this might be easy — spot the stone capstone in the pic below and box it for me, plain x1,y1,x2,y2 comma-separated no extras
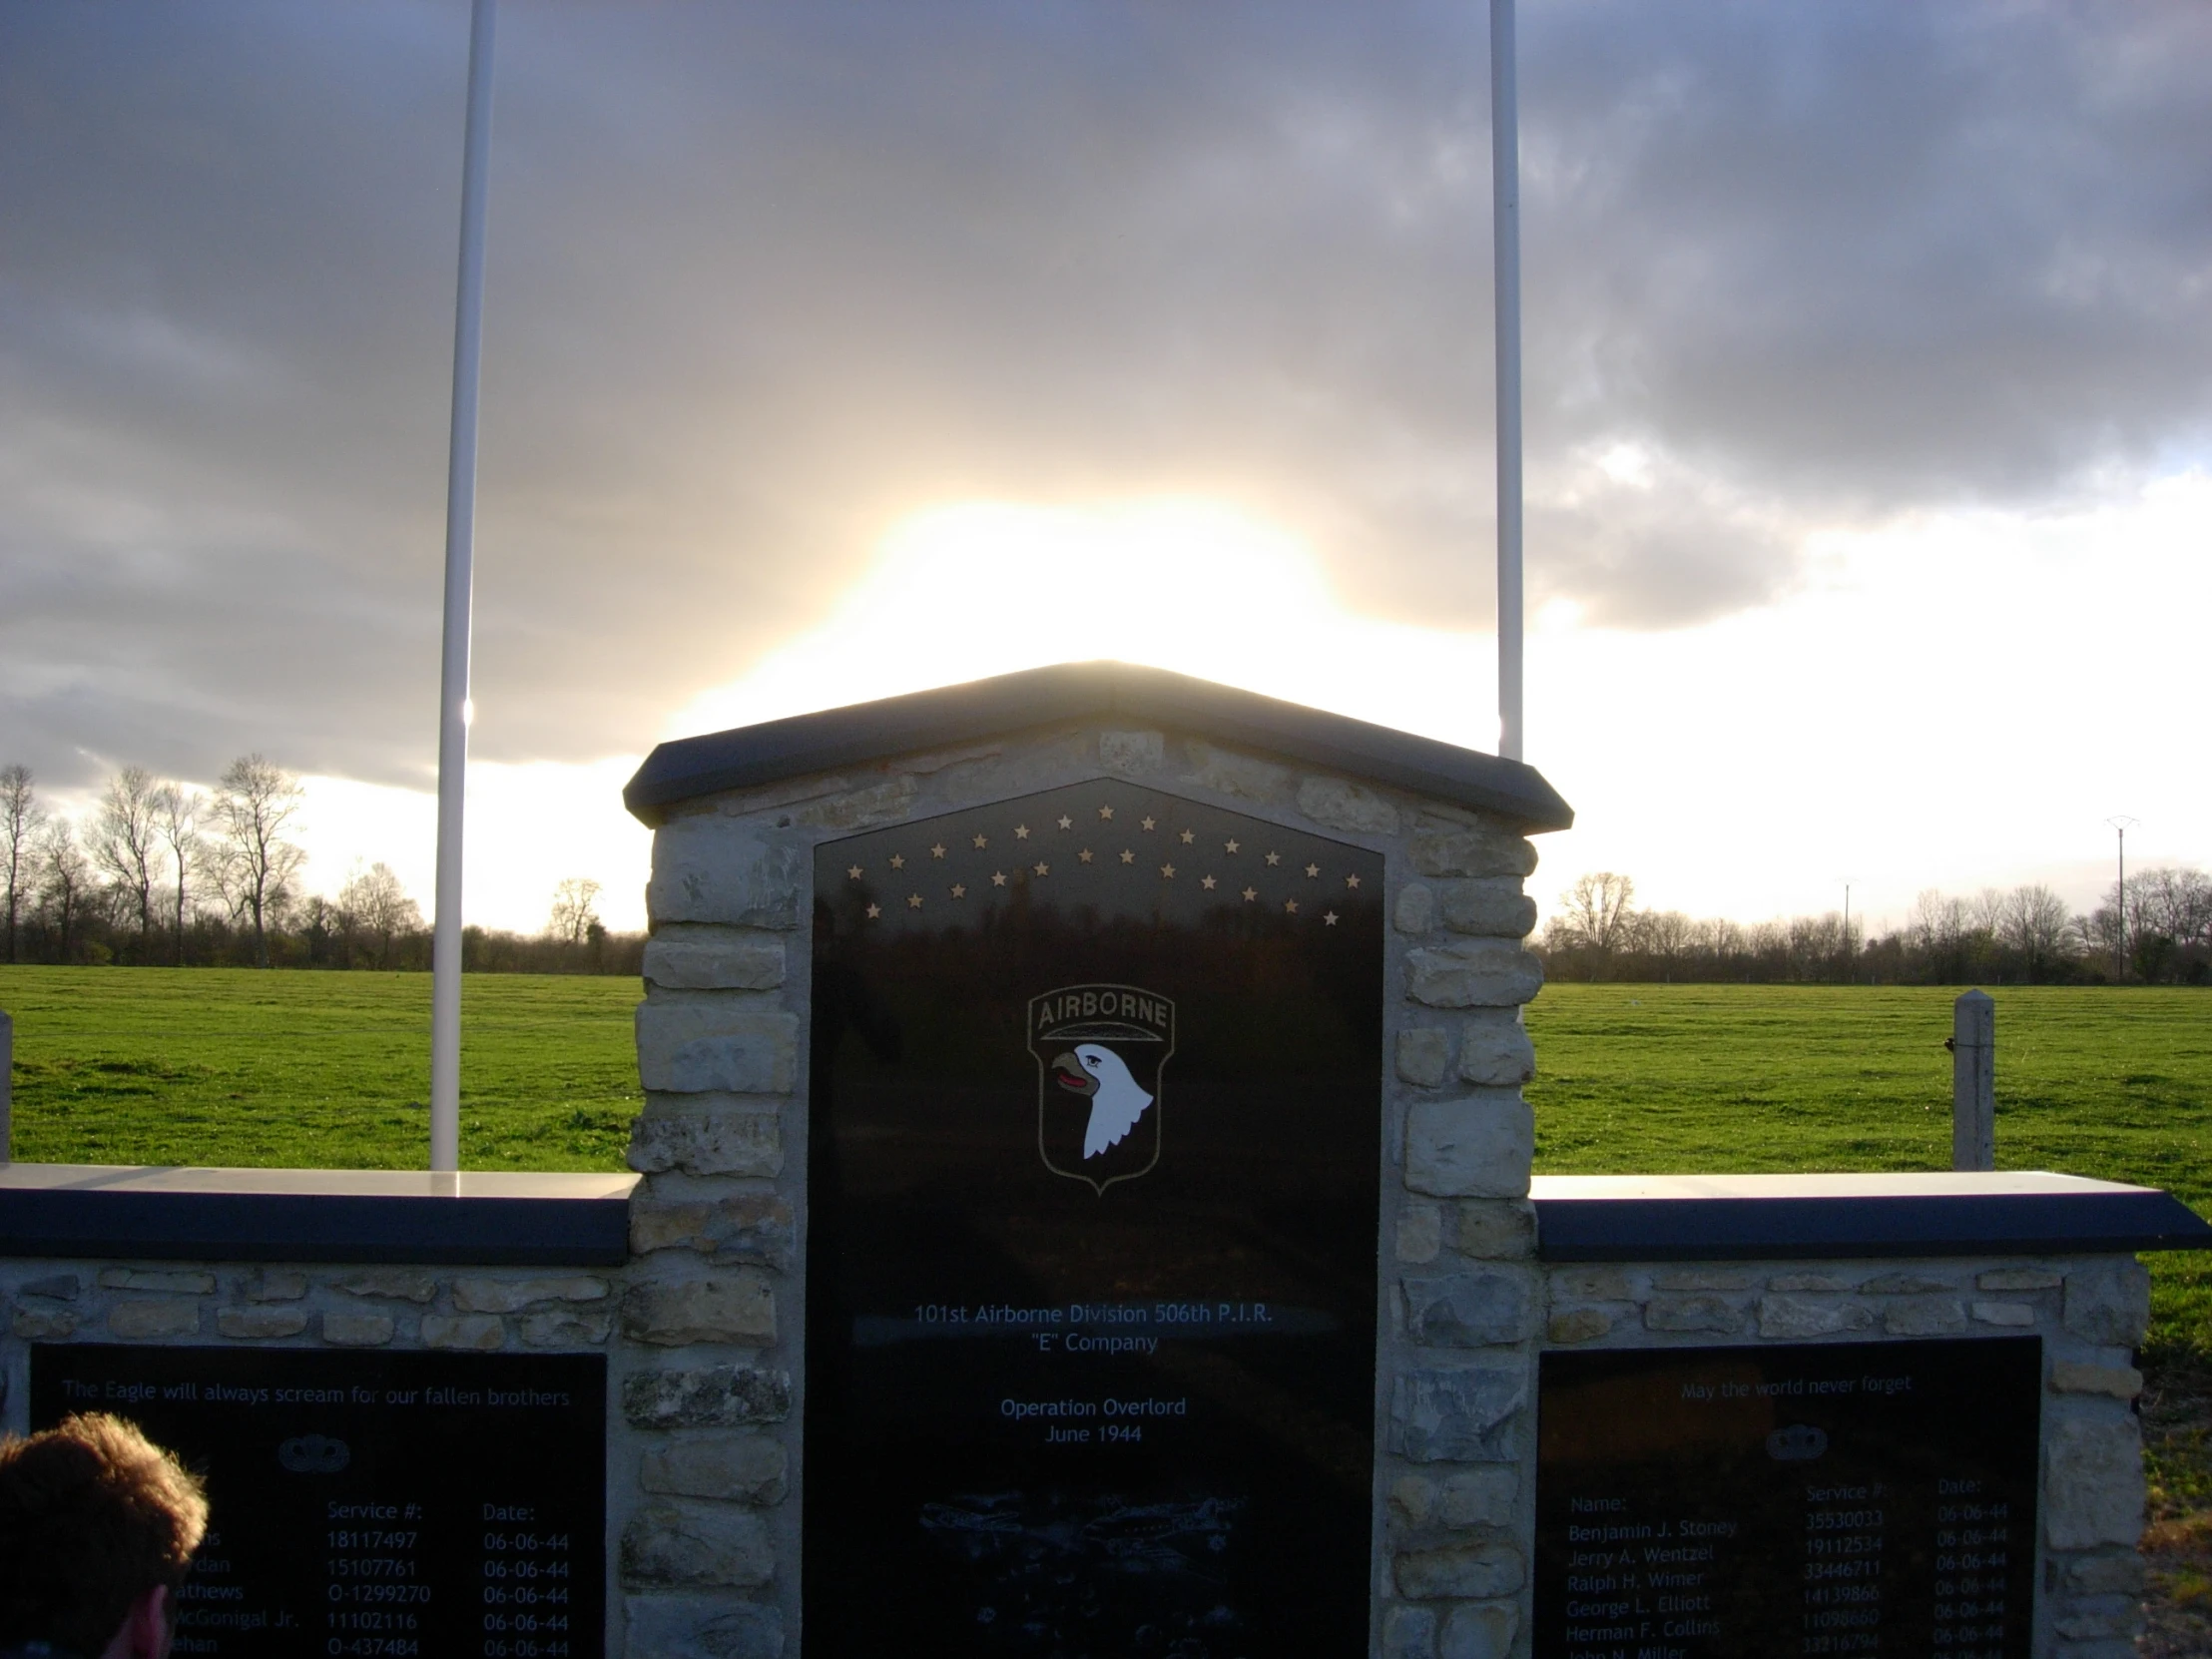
1402,1272,1530,1348
623,1276,777,1347
624,1366,793,1429
624,1595,784,1659
2043,1418,2146,1549
1394,1542,1524,1600
1432,879,1536,939
646,821,806,929
452,1277,609,1315
320,1312,395,1347
1389,1368,1523,1463
1296,777,1400,835
109,1300,200,1339
628,1109,783,1178
218,1307,307,1340
1440,1601,1519,1659
1405,940,1543,1009
1404,1094,1533,1199
643,931,787,991
620,1503,774,1589
636,1004,799,1096
1409,815,1538,879
639,1435,788,1505
2063,1259,2151,1348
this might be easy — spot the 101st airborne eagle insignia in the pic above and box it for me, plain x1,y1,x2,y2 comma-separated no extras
1028,984,1176,1195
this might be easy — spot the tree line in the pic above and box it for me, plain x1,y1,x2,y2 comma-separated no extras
1,761,641,974
1538,869,2212,984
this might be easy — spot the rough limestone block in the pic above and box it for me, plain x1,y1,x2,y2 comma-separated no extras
13,1307,79,1341
1860,1273,1954,1295
1551,1267,1631,1302
2063,1259,2151,1347
793,776,916,830
636,1005,799,1096
1396,1029,1452,1088
1181,742,1293,806
1758,1297,1874,1340
2043,1417,2146,1549
1652,1269,1755,1292
643,932,787,991
646,819,806,929
1970,1302,2035,1327
1296,776,1400,835
1434,879,1537,939
2055,1595,2141,1642
1454,1200,1535,1261
218,1307,308,1340
337,1269,438,1304
1390,1475,1437,1527
640,1435,788,1505
1645,1297,1744,1335
1404,1094,1533,1199
2050,1641,2137,1659
1405,940,1544,1009
624,1595,784,1659
1389,1368,1523,1463
623,1277,777,1347
1769,1274,1854,1293
1099,730,1165,774
1979,1268,2061,1292
1439,1467,1517,1528
20,1273,81,1300
245,1271,307,1302
628,1109,783,1178
620,1503,774,1589
101,1267,216,1295
1397,1207,1443,1265
321,1312,395,1347
421,1315,505,1351
1382,1603,1436,1659
1884,1298,1966,1337
515,1311,614,1348
1440,1601,1519,1659
1455,1013,1535,1087
109,1300,201,1339
1394,1542,1524,1599
1547,1309,1613,1345
632,1192,796,1268
1410,815,1538,879
2050,1362,2143,1400
1394,883,1437,935
453,1277,610,1315
1402,1273,1530,1348
2065,1551,2146,1595
623,1367,793,1430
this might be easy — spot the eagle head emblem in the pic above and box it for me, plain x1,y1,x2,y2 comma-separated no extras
1029,985,1176,1194
1052,1043,1155,1160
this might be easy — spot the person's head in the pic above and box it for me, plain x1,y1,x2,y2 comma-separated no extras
0,1414,208,1659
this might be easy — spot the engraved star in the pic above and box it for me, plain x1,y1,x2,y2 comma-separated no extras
1225,838,1240,853
1098,805,1114,821
950,883,966,898
1284,898,1300,915
991,871,1007,887
1160,863,1176,878
889,853,905,869
1078,848,1094,863
1265,851,1281,865
1178,829,1195,844
930,843,946,859
1014,824,1030,839
1242,886,1258,902
1034,861,1049,876
906,894,923,909
1324,910,1340,926
1119,849,1135,864
846,865,863,880
1141,816,1156,830
1057,815,1073,830
864,902,881,918
1305,862,1320,878
1345,873,1362,889
1201,874,1217,890
972,833,988,848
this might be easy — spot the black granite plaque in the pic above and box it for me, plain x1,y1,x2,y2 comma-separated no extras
31,1343,605,1659
805,779,1384,1657
1536,1338,2040,1659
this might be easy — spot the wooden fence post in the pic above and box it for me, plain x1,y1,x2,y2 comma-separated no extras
1951,989,1994,1171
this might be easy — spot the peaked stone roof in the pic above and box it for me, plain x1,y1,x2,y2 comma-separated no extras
623,661,1574,831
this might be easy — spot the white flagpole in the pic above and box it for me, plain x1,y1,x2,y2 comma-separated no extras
1491,0,1525,763
432,0,497,1176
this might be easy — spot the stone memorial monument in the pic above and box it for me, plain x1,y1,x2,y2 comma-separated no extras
2,659,2206,1659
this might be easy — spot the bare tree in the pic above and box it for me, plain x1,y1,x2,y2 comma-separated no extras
92,766,163,959
1998,884,2071,980
154,784,205,965
1557,871,1637,955
547,876,603,946
37,819,92,961
215,755,306,968
2,764,42,963
339,862,422,970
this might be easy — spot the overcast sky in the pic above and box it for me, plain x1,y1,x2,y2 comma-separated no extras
4,1,2208,931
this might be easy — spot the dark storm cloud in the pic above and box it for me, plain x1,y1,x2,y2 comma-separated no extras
3,0,2207,788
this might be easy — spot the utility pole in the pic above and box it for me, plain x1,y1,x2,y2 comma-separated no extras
2105,816,2138,985
1491,0,1523,764
431,0,498,1177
